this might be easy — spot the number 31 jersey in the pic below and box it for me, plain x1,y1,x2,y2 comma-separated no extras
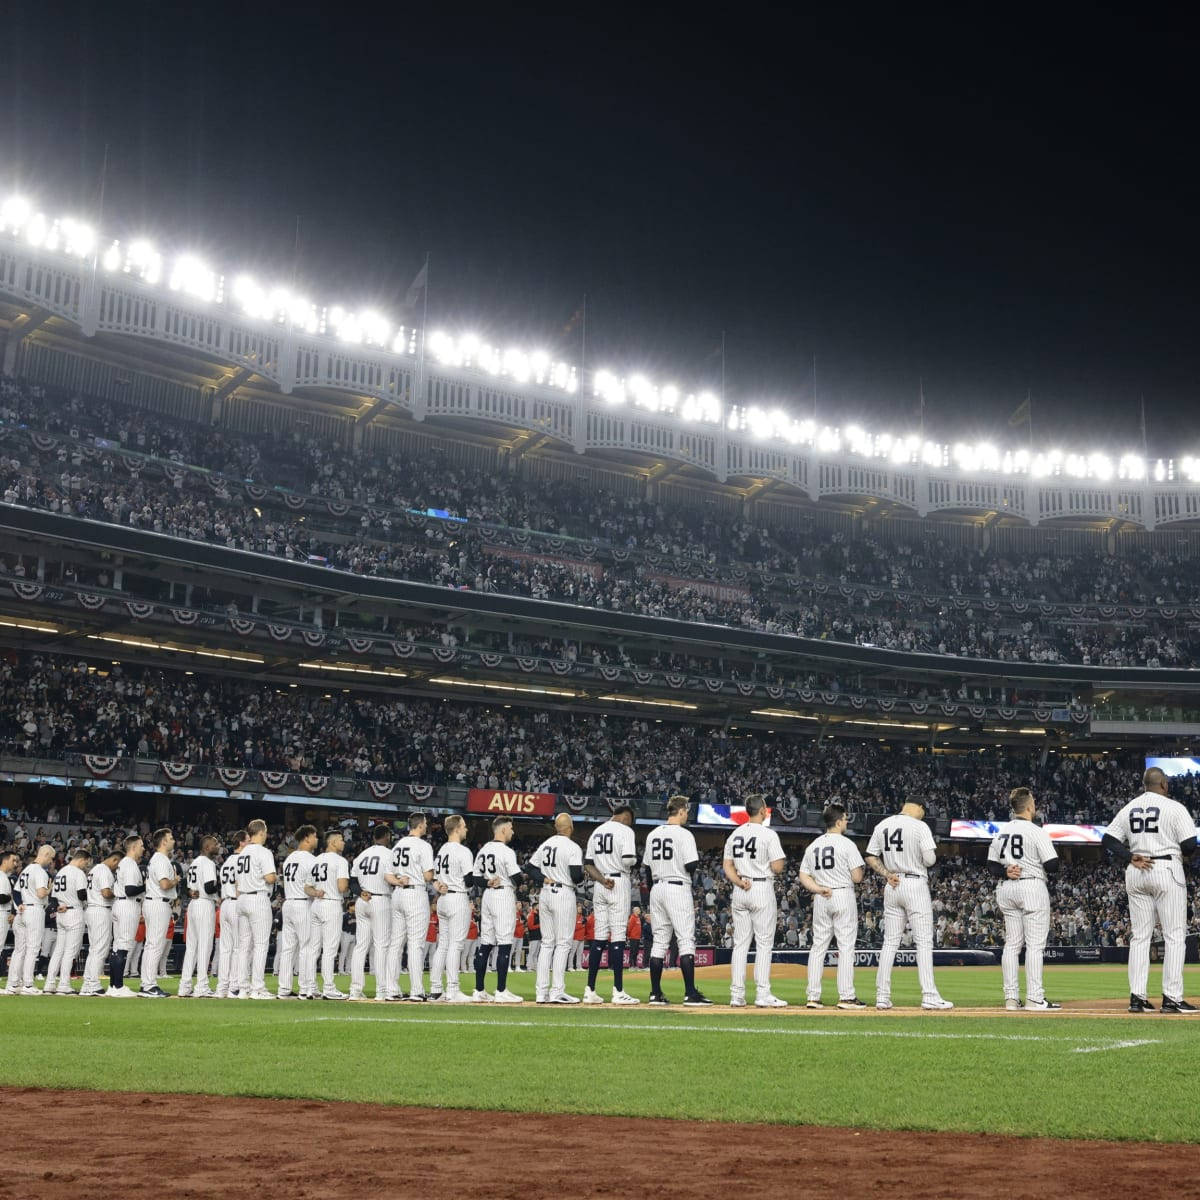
799,832,862,888
986,821,1057,882
866,814,936,878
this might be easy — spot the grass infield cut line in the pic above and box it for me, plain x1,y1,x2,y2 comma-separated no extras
293,1014,1160,1052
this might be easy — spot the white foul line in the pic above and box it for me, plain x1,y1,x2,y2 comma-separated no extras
291,1014,1160,1052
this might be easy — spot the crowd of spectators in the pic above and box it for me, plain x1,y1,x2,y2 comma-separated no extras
3,375,1200,668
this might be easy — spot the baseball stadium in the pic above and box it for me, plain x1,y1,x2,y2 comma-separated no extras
5,15,1200,1196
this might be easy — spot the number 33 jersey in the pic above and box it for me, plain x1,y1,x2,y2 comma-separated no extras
866,814,936,878
986,821,1057,882
799,832,862,889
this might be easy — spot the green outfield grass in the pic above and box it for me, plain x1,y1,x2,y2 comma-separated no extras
2,964,1199,1141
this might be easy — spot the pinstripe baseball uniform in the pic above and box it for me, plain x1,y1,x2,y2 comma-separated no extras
586,820,637,941
236,842,276,996
801,831,864,1003
277,849,317,998
350,844,394,1000
867,813,948,1006
310,850,349,998
10,863,49,990
725,823,787,1004
1107,792,1195,1003
429,841,474,1000
44,864,87,993
179,854,218,997
988,821,1057,1004
387,836,434,999
474,841,520,946
141,850,177,991
531,834,583,1002
643,824,699,958
82,862,114,993
215,852,241,997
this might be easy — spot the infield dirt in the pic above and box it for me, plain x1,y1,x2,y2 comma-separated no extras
5,1088,1200,1200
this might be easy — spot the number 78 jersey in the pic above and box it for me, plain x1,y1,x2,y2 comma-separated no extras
986,821,1057,882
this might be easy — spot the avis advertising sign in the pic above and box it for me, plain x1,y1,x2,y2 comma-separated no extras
466,789,558,816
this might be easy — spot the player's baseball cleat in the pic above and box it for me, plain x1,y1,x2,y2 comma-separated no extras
921,997,954,1010
347,993,370,1002
276,992,296,1000
1129,994,1156,1012
137,987,167,999
471,989,492,1003
405,993,426,1002
805,999,824,1009
683,991,713,1006
756,995,788,1008
647,993,670,1006
177,988,193,998
105,985,136,998
611,990,640,1005
729,998,747,1007
428,992,445,1003
836,997,867,1010
1004,998,1023,1010
248,990,276,1000
1024,998,1062,1011
875,999,893,1010
54,987,76,996
492,989,524,1004
322,989,348,1001
582,987,604,1004
1161,997,1199,1013
550,991,582,1004
194,988,215,998
445,992,474,1004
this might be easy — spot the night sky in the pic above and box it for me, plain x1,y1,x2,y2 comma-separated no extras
2,8,1199,453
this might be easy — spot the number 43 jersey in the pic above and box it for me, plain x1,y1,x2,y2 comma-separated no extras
799,831,862,889
986,821,1057,882
866,814,937,878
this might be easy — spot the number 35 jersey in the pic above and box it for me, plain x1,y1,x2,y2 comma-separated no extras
1107,792,1196,879
799,832,862,889
866,814,936,878
986,821,1057,882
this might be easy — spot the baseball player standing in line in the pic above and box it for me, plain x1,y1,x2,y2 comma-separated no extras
139,828,178,998
350,824,396,1001
799,803,866,1009
428,814,475,1003
6,845,52,994
526,812,585,1004
81,849,120,995
643,796,711,1006
42,847,91,994
385,812,435,1001
214,830,247,999
723,794,788,1008
866,801,953,1010
582,803,639,1005
310,828,351,1000
107,835,145,997
277,825,323,1000
1102,765,1199,1013
987,787,1061,1011
236,819,278,1000
0,849,18,987
178,835,220,998
470,815,525,1004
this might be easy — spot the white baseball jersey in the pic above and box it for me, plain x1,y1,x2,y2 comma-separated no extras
642,823,699,882
0,869,11,911
311,850,349,895
51,864,88,911
585,820,637,878
114,857,143,900
800,832,864,888
1107,793,1195,879
530,835,583,886
236,842,276,893
186,854,219,898
434,841,474,892
147,851,178,900
219,852,241,900
390,837,433,886
724,824,786,880
351,844,394,895
473,841,520,889
866,814,937,876
281,849,317,901
87,862,116,906
17,863,50,907
987,821,1058,882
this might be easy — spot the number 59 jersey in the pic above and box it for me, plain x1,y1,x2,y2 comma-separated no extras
642,823,698,883
866,813,936,878
986,821,1057,882
799,832,863,889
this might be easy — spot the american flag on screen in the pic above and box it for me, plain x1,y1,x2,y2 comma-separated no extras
697,803,772,826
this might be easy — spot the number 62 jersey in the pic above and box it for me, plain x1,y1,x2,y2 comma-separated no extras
1106,791,1196,882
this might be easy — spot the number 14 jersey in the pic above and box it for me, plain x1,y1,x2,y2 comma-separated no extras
866,814,936,878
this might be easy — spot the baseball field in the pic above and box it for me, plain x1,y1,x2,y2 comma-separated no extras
3,962,1200,1198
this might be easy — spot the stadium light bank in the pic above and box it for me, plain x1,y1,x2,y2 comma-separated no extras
0,192,1183,485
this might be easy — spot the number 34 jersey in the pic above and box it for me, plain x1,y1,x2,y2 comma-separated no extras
866,814,937,878
799,832,862,889
986,821,1057,882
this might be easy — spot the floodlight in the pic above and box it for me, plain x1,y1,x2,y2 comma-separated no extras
102,242,121,272
60,218,94,258
0,195,31,230
169,254,216,302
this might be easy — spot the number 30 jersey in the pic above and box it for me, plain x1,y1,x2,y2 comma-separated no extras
799,831,862,888
642,824,698,883
986,821,1057,882
866,814,937,878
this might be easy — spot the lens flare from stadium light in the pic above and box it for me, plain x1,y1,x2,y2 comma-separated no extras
169,254,217,303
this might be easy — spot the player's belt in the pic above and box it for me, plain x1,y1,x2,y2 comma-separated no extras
147,896,172,902
240,890,263,895
90,902,112,908
543,882,572,890
1149,855,1175,860
284,896,308,902
745,876,770,882
660,880,686,886
901,872,925,878
441,888,467,894
605,874,625,879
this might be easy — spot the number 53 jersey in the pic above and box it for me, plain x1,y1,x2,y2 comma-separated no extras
799,832,863,889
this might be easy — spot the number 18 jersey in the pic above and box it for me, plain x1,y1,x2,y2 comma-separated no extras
866,814,936,878
799,832,863,888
